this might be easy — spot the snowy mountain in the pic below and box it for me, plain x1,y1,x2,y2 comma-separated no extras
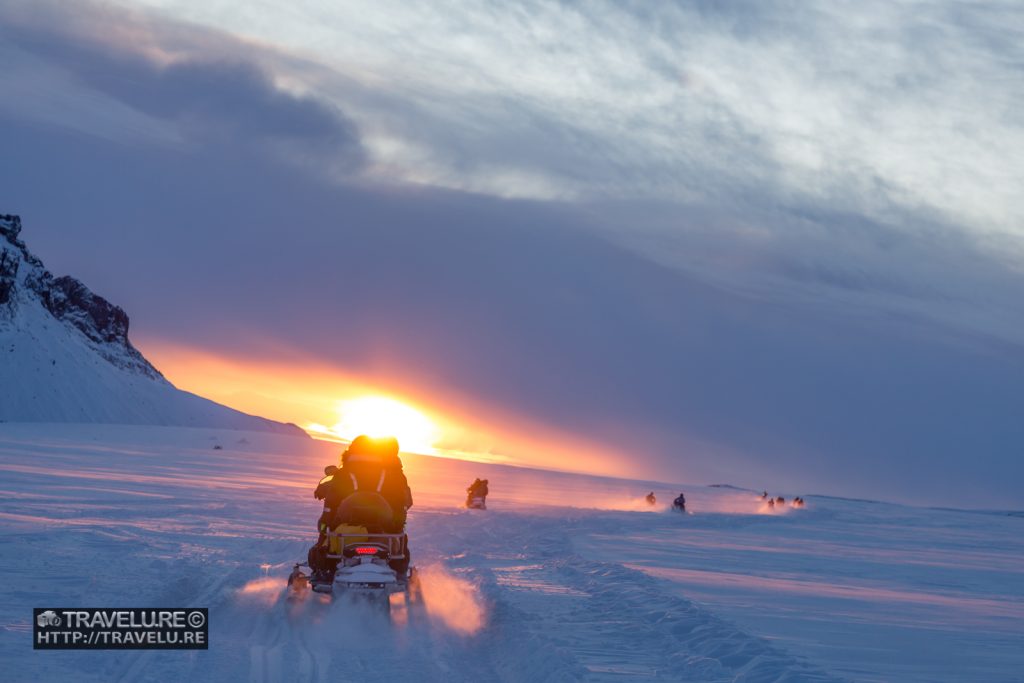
0,213,305,436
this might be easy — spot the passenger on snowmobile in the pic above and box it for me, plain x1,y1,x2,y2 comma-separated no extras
645,492,657,506
672,493,686,511
308,436,413,583
313,464,340,530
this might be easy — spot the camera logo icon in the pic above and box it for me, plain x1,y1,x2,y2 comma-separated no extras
36,610,61,628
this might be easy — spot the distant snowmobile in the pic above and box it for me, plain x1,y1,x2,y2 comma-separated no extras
672,493,686,512
466,478,489,510
645,492,657,506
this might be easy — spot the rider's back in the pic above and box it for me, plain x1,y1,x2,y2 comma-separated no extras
333,451,410,533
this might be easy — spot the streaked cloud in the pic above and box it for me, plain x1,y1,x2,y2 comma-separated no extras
8,0,1016,341
115,0,1024,240
0,0,364,172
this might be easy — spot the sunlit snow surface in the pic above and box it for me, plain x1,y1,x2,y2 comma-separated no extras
1,424,1021,682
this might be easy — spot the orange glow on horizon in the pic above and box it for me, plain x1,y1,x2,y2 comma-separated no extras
137,339,629,477
307,396,441,454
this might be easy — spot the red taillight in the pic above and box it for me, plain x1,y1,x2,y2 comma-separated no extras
354,546,379,555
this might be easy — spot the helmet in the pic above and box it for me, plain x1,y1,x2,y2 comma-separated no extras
342,435,401,464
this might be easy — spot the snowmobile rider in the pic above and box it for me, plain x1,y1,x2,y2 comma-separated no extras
471,478,490,498
645,491,657,506
672,493,686,511
309,435,413,580
466,478,489,502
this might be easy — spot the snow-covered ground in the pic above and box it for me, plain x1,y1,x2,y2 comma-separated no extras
1,424,1021,682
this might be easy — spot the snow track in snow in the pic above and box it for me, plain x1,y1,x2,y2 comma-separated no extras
426,510,842,682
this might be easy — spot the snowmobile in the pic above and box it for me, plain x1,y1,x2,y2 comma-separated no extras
645,492,657,506
289,530,422,611
466,494,487,510
289,491,422,613
671,494,686,512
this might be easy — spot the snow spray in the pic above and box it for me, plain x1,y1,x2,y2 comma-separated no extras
417,565,486,635
235,577,283,607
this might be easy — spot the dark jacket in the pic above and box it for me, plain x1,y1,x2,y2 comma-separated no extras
318,454,412,532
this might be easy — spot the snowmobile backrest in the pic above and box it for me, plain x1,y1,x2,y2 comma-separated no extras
334,491,395,531
325,528,406,559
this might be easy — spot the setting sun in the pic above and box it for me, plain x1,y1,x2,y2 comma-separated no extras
306,396,440,454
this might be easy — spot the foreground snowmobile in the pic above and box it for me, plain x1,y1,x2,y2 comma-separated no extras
289,486,421,612
288,527,421,610
291,436,421,613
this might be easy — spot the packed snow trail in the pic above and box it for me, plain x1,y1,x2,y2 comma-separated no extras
103,510,839,683
1,424,1022,682
414,509,842,682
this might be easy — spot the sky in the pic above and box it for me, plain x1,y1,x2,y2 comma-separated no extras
1,0,1023,506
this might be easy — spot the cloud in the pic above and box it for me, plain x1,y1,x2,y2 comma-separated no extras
42,0,1020,343
0,0,364,171
115,0,1024,241
583,198,1024,348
